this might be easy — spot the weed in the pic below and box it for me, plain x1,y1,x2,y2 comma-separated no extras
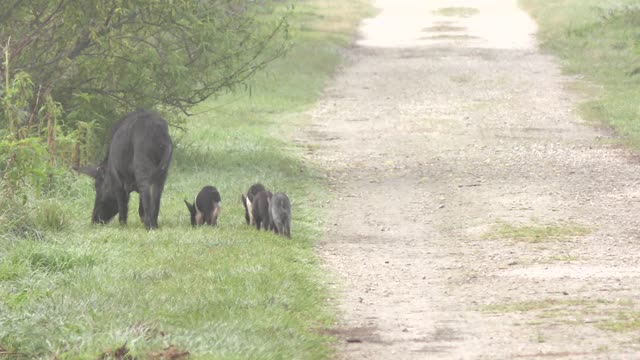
433,7,480,17
537,254,579,264
483,221,591,243
36,200,70,231
482,298,640,333
597,311,640,332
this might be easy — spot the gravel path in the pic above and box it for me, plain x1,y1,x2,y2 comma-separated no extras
298,1,640,358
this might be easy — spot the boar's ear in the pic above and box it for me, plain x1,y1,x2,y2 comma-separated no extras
74,166,100,179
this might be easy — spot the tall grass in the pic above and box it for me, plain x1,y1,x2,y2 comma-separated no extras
519,1,640,146
0,1,372,358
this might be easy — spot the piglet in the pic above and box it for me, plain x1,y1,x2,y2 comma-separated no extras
185,185,221,226
251,190,272,231
268,192,291,238
241,183,266,225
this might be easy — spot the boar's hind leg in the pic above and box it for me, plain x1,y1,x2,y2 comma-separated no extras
149,183,165,229
116,190,130,225
140,184,161,229
284,222,291,239
140,186,152,229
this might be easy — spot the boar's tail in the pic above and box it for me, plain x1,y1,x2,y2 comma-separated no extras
152,141,173,182
160,141,173,171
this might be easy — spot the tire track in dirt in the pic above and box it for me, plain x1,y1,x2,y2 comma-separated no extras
297,1,640,358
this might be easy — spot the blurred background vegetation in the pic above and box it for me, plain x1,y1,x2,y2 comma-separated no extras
0,0,291,190
520,1,640,145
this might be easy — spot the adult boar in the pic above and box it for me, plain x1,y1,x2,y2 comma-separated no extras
75,110,173,229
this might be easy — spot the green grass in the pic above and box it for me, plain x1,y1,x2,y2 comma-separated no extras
433,7,479,18
423,25,466,33
481,298,610,314
0,1,372,358
483,221,591,243
519,1,640,146
538,254,579,263
482,298,640,333
598,311,640,332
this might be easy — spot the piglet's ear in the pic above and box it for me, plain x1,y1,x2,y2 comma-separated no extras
74,166,100,179
184,200,196,215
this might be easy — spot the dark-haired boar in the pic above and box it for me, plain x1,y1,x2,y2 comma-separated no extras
75,110,173,230
184,186,221,226
241,183,266,225
268,192,291,238
251,190,272,231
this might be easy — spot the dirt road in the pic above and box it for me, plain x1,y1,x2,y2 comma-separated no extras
299,0,640,359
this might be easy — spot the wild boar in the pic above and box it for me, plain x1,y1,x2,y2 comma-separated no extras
241,183,266,225
184,185,222,226
75,110,173,230
268,192,291,238
251,190,272,231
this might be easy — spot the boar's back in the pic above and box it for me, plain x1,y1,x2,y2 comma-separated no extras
106,110,173,190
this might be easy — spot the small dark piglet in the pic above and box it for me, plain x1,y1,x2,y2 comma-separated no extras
241,183,266,225
268,192,291,238
251,190,272,231
184,185,221,226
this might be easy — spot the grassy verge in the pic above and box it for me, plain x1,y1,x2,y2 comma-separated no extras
0,1,372,359
519,1,640,146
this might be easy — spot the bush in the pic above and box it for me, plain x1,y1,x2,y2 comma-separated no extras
0,1,291,124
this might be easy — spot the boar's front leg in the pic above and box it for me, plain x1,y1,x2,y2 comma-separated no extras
138,197,145,223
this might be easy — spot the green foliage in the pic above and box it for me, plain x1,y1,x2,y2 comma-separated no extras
0,137,51,188
0,53,98,205
0,0,291,119
1,70,33,136
0,0,292,194
519,0,640,146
